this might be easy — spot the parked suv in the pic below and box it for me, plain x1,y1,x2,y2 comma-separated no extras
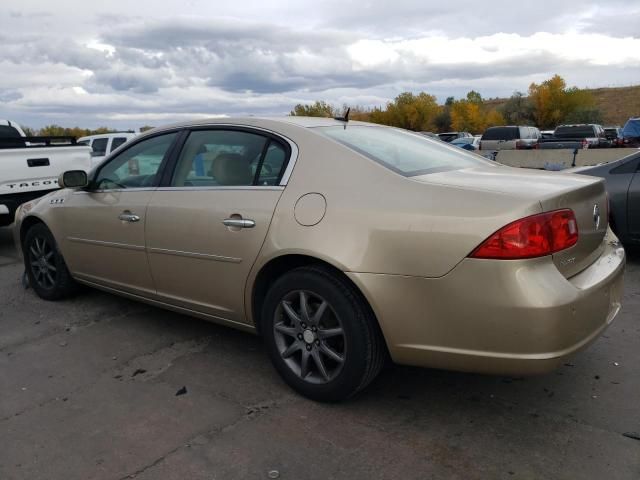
479,126,541,151
538,124,610,149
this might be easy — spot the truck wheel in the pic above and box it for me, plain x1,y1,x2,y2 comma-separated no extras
261,265,386,402
23,223,78,301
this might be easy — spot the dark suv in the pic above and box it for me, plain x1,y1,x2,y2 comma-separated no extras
479,126,541,151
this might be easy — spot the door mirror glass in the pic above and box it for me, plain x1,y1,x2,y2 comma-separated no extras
59,170,88,188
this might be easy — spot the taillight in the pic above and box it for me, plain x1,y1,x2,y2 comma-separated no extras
515,140,525,150
581,138,589,149
470,209,578,260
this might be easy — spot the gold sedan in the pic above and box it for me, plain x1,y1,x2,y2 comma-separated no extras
13,117,625,401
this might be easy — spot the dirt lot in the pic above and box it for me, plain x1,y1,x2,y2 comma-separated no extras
1,226,639,480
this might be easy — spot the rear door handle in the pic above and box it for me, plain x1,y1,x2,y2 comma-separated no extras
223,218,255,228
118,211,140,222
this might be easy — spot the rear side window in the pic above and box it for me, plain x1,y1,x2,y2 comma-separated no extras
92,138,108,155
171,129,289,187
317,125,488,177
481,127,519,141
110,137,128,152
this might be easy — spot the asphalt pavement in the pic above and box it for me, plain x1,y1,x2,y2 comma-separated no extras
1,226,639,479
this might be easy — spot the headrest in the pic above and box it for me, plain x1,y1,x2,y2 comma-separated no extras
211,153,252,186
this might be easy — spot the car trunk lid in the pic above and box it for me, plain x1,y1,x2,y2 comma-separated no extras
413,166,608,278
542,177,608,278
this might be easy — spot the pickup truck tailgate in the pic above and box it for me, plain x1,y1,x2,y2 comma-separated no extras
0,145,91,197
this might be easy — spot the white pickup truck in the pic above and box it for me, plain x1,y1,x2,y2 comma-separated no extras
0,120,92,226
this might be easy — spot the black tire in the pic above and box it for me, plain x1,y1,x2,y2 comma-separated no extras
23,222,78,301
261,265,386,402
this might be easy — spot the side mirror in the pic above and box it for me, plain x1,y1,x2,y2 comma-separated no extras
58,170,88,189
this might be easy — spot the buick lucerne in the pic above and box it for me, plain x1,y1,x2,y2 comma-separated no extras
13,117,625,401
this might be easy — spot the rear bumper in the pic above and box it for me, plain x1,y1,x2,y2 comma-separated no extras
347,229,625,376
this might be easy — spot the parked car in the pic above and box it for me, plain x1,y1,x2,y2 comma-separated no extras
541,130,555,140
13,117,624,401
0,119,91,227
450,136,480,151
437,131,472,142
574,151,640,245
538,124,610,149
78,132,137,165
418,131,440,140
622,117,640,148
604,126,624,147
479,126,541,151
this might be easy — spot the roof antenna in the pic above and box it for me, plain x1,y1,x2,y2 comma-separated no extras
334,107,350,128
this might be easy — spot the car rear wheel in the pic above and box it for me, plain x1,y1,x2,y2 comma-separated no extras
262,265,386,402
23,223,78,301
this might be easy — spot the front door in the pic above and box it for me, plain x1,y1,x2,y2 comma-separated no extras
60,131,180,294
145,128,290,323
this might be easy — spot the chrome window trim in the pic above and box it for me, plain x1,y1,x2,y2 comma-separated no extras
278,140,298,186
72,187,155,194
161,122,299,187
155,186,284,192
90,122,299,188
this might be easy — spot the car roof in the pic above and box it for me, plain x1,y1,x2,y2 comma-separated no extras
137,116,376,140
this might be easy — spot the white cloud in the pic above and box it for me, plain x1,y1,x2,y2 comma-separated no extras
1,1,639,129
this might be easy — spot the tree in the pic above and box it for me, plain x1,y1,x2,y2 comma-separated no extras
466,90,483,104
450,100,484,132
501,91,533,125
290,101,337,117
383,92,441,131
528,74,597,129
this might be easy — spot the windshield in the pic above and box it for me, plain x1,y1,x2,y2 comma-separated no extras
316,125,489,176
554,126,596,138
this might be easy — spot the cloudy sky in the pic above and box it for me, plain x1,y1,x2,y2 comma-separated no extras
2,0,640,129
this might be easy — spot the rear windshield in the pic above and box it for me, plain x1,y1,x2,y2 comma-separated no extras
316,126,488,176
0,125,23,139
554,126,595,138
437,133,458,142
481,127,519,141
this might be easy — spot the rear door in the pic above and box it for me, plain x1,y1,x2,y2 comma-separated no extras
145,127,292,323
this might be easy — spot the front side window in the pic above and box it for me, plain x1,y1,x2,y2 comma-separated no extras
93,132,177,190
92,138,108,156
318,126,488,177
171,129,288,187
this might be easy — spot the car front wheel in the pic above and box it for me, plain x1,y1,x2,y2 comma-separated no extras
262,265,386,402
23,223,78,301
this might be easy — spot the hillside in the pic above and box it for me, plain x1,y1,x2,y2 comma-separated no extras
485,85,640,126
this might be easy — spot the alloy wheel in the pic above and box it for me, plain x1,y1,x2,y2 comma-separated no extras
273,290,347,384
28,235,57,289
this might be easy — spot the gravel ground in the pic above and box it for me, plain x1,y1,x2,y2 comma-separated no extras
1,226,639,479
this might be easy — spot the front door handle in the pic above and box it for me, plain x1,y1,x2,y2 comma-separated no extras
223,218,256,229
118,211,140,222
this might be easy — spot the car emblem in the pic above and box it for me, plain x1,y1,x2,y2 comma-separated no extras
593,204,600,229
